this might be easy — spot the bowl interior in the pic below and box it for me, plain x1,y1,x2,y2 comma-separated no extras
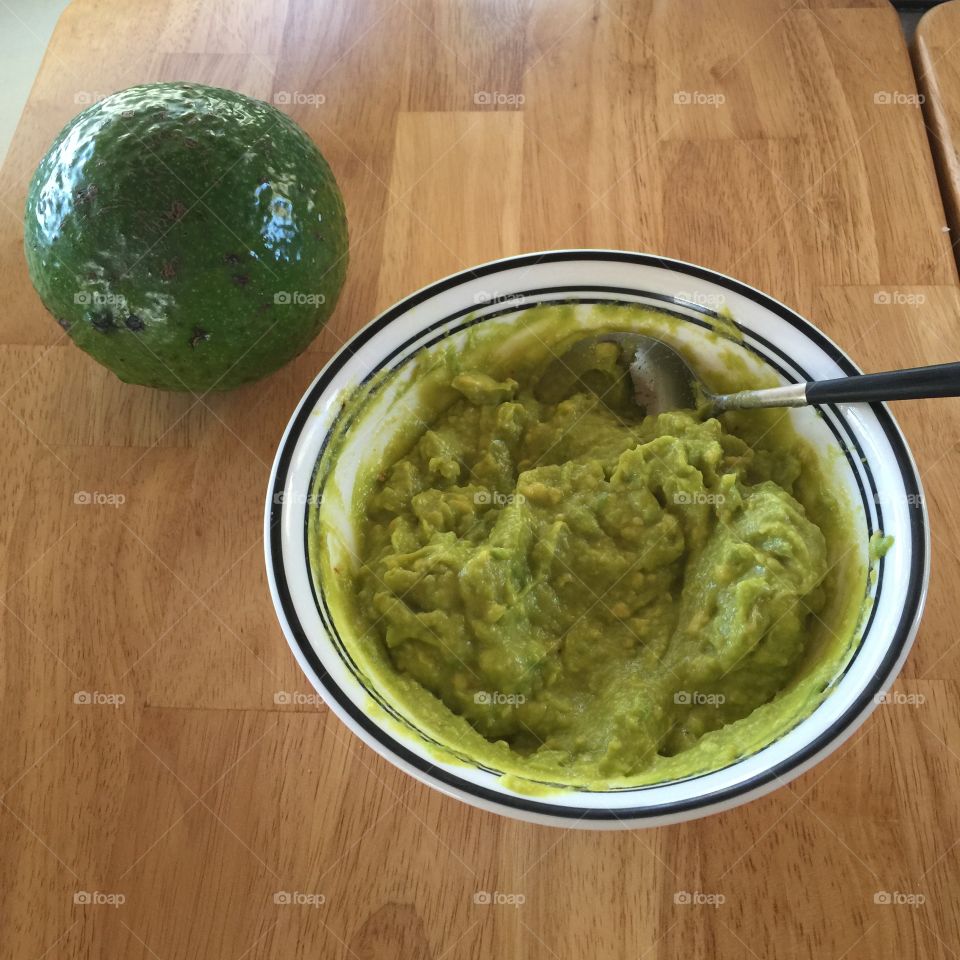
268,252,926,822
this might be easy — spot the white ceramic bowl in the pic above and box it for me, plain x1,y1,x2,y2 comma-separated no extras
265,251,928,829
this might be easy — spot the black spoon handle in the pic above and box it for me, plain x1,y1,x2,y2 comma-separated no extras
805,361,960,405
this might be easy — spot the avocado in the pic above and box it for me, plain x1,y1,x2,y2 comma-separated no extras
23,82,349,391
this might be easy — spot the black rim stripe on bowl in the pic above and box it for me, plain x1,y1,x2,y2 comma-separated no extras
302,291,885,790
268,251,925,820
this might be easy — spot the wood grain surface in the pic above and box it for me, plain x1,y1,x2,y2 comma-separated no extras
2,0,960,957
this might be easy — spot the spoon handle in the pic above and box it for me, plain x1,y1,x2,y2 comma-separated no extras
805,361,960,404
713,361,960,411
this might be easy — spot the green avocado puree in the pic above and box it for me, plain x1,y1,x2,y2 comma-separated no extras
310,304,875,792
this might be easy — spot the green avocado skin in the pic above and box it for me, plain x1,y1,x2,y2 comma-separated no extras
23,82,349,391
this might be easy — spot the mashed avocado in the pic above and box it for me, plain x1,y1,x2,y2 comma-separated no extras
312,304,869,790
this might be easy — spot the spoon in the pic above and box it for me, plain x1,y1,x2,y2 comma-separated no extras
535,332,960,416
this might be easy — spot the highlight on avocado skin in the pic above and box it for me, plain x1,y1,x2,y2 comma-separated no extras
311,303,873,791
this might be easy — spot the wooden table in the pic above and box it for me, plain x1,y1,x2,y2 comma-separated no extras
3,0,960,956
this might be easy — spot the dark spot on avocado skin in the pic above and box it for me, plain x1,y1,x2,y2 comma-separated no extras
224,252,242,264
124,314,145,331
90,310,115,332
231,274,250,287
190,327,209,349
160,259,178,280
